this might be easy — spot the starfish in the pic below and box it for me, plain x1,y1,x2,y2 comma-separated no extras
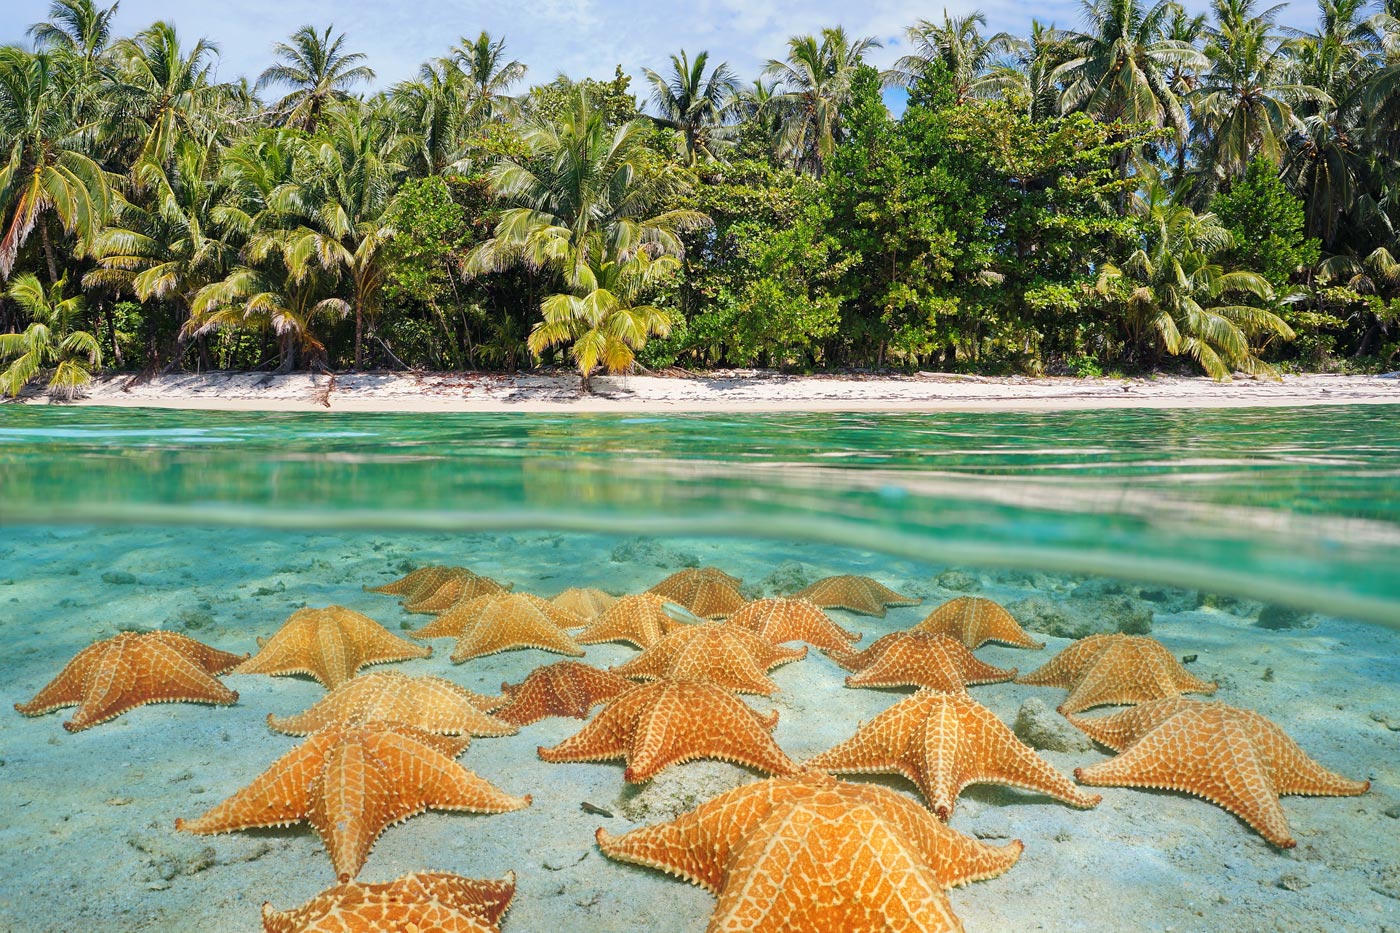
791,575,921,617
724,597,862,653
576,593,688,649
825,632,1018,692
411,593,583,640
913,597,1044,650
266,671,515,740
1071,697,1370,848
806,689,1101,819
495,661,634,726
648,568,748,619
1016,633,1217,715
611,624,807,696
176,722,530,881
596,771,1023,933
15,631,245,733
235,606,431,690
551,587,618,622
404,573,512,614
262,871,516,933
538,680,798,782
366,566,474,603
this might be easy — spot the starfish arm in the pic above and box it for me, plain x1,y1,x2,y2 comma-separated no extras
537,697,636,765
176,737,326,834
308,739,382,881
597,821,728,895
955,709,1101,811
449,617,585,663
1251,715,1370,797
366,728,531,814
806,704,914,781
1015,635,1107,687
14,640,108,716
155,632,247,674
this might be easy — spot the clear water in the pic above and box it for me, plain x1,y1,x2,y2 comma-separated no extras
0,405,1396,931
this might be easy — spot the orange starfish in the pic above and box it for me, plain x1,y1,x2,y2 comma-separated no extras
262,871,516,933
367,566,473,602
538,680,798,782
596,771,1022,933
1016,633,1217,714
551,587,618,622
611,624,807,695
648,568,748,619
15,631,245,732
806,689,1101,819
411,593,583,641
235,606,431,690
266,671,515,739
791,575,921,617
495,662,634,726
176,722,530,881
913,596,1044,650
576,593,688,649
825,632,1018,691
1071,697,1370,848
404,573,512,614
724,597,861,653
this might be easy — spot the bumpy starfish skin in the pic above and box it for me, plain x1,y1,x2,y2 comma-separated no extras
648,568,748,619
806,689,1101,819
367,566,473,602
551,587,618,622
576,593,688,649
913,597,1045,650
236,607,431,690
1071,697,1370,848
597,771,1023,933
538,680,797,782
611,625,807,695
724,598,862,652
412,593,584,641
404,574,512,614
15,631,245,732
266,671,515,739
495,662,634,726
445,595,586,663
1016,633,1218,714
791,575,921,617
826,632,1018,691
262,871,516,933
177,722,530,881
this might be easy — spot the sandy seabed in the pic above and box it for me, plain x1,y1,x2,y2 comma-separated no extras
0,526,1396,932
19,369,1400,413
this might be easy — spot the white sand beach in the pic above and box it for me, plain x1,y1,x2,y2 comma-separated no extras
15,369,1400,413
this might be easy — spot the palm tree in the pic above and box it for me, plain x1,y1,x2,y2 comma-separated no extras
644,50,739,165
106,21,225,174
0,47,111,282
986,21,1074,120
257,25,374,133
450,31,525,113
763,28,881,177
0,272,101,398
1054,0,1209,206
1097,176,1294,377
27,0,118,68
466,89,708,389
1192,4,1325,187
888,11,1017,102
390,59,472,176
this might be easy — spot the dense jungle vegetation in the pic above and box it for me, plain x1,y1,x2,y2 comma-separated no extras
3,0,1399,394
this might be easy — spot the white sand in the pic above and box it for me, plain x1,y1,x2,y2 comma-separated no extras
20,370,1400,413
0,527,1395,932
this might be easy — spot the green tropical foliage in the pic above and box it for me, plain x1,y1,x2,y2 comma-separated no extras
3,2,1400,384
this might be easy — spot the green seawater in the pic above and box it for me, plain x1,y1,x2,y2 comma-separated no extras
2,404,1398,623
1,404,1397,932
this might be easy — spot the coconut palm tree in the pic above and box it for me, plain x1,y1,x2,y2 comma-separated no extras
763,28,881,177
257,24,374,133
1054,0,1209,206
450,31,526,114
466,88,708,389
1097,176,1293,377
27,0,118,68
105,21,225,175
887,10,1017,102
986,21,1074,120
644,50,739,165
0,47,111,282
0,272,101,397
390,59,473,176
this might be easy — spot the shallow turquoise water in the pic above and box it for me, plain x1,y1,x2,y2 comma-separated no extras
1,405,1397,932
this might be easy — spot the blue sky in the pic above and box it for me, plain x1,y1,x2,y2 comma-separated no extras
7,0,1324,105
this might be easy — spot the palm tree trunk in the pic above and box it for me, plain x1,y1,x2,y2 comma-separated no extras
353,302,364,370
40,221,59,285
277,333,297,373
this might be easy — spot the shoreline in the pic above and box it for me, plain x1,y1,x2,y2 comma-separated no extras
8,370,1399,413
